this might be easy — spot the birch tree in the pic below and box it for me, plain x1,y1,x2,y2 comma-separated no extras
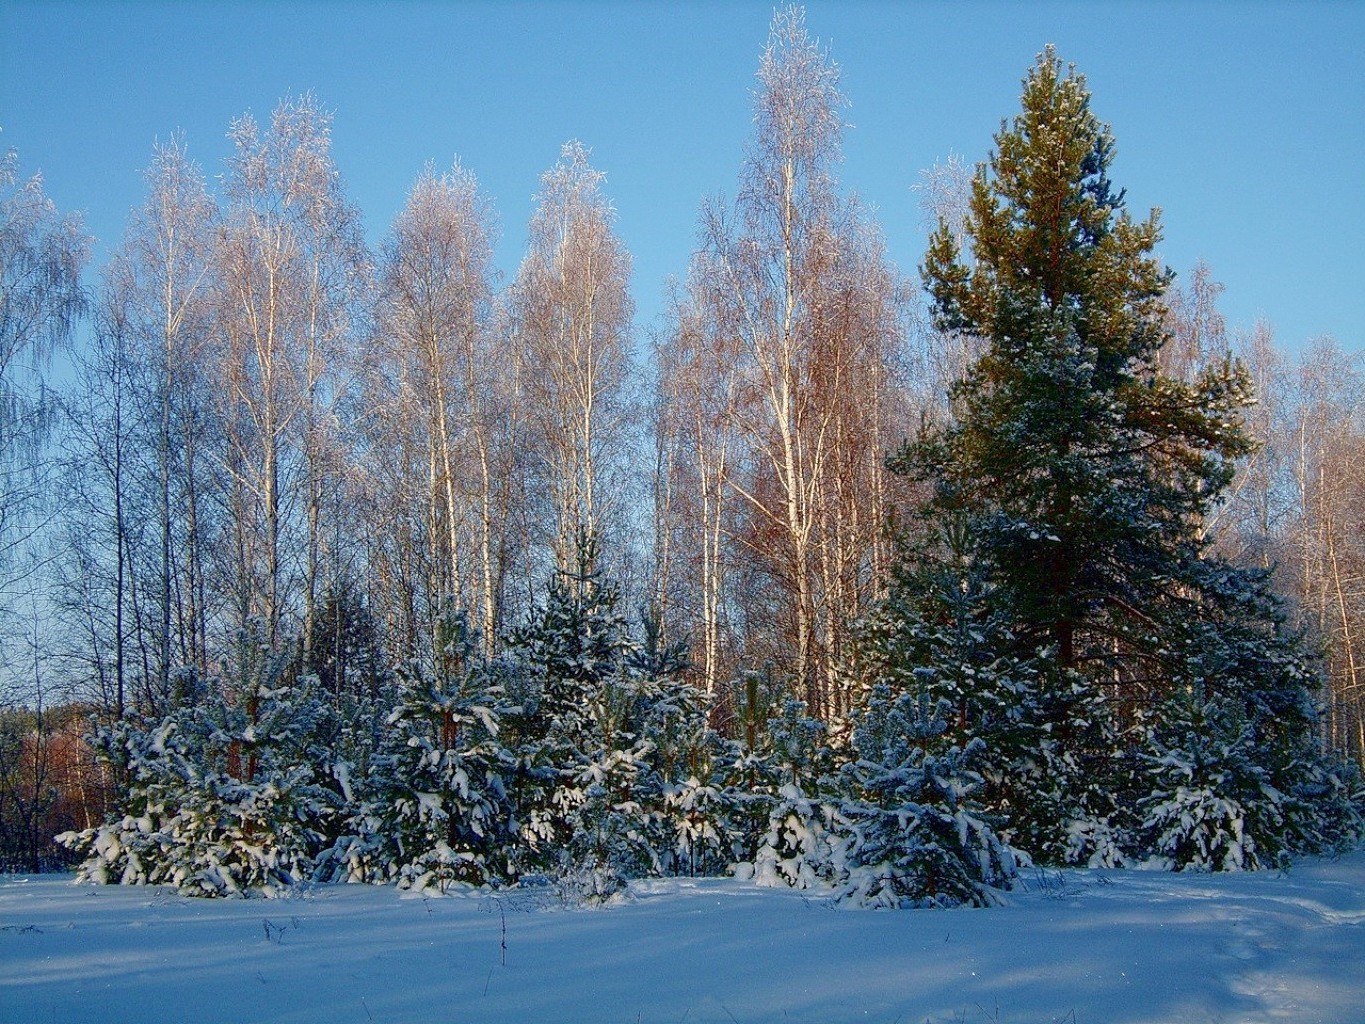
0,143,89,647
372,161,509,656
669,7,909,716
1289,339,1365,763
216,95,368,656
510,142,635,576
104,138,219,693
654,279,745,699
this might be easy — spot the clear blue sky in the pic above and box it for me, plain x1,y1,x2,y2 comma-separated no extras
2,0,1362,353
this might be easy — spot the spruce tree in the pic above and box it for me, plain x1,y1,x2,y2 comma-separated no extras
855,520,1116,864
63,633,342,896
370,607,515,892
503,533,721,891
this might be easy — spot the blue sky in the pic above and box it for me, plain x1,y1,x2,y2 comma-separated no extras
2,0,1362,353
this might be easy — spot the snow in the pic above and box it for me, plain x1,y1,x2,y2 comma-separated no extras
3,854,1363,1024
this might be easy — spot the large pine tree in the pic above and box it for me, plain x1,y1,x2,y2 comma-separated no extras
910,46,1251,678
886,47,1355,865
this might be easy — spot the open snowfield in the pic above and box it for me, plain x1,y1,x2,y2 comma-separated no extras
2,854,1363,1024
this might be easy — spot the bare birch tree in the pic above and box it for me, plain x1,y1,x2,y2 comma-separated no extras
371,161,509,656
0,144,89,654
510,141,634,575
911,152,978,420
1289,339,1365,763
666,7,909,717
104,137,219,694
655,279,745,699
215,95,368,657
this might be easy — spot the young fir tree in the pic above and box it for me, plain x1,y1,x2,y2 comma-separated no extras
854,519,1118,865
892,46,1348,866
837,685,1018,907
1135,559,1363,868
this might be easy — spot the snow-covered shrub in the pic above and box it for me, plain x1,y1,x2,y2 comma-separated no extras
365,610,515,893
745,784,848,889
311,686,394,885
500,534,738,886
1130,560,1364,870
735,686,1018,909
62,642,341,897
630,662,739,876
1062,815,1128,869
720,676,836,868
500,538,633,873
1137,692,1289,871
849,534,1118,869
1290,756,1365,856
836,685,1017,908
658,776,736,877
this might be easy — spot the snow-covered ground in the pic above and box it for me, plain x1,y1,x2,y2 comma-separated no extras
2,854,1363,1024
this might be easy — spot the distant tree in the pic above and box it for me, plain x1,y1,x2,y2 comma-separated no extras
51,140,222,718
653,280,744,699
54,276,148,718
911,152,980,422
0,143,87,395
1287,340,1365,766
110,138,220,693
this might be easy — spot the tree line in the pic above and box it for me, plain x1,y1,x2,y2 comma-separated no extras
1,9,1361,885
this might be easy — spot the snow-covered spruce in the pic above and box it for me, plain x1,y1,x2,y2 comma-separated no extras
850,531,1118,869
1130,559,1365,869
836,686,1017,907
499,536,736,896
359,610,516,893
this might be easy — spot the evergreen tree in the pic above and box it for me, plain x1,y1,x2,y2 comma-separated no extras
502,534,724,893
909,44,1252,683
855,520,1119,865
719,666,836,867
886,46,1349,866
1134,560,1363,867
305,580,386,701
837,685,1017,907
62,633,341,896
366,607,515,892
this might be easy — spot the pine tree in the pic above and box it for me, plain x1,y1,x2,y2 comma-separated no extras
888,46,1349,867
854,520,1118,865
367,606,515,892
910,45,1252,681
838,685,1017,907
1134,560,1364,866
63,633,341,896
500,535,661,892
720,666,837,869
